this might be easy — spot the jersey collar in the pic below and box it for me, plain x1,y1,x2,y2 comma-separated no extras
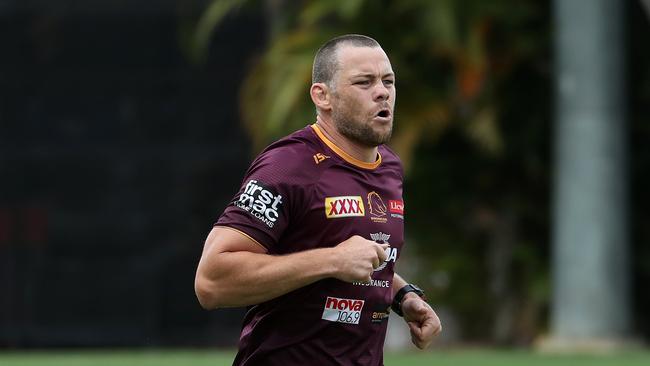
310,124,382,170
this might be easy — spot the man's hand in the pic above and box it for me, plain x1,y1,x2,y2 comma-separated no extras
401,293,442,349
332,235,389,283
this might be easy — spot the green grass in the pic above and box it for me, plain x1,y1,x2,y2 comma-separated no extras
0,349,649,366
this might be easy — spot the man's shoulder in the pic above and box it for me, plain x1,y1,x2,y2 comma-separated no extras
249,125,327,181
378,144,404,177
261,125,320,154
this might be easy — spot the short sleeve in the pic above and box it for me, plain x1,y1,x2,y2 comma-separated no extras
215,145,309,250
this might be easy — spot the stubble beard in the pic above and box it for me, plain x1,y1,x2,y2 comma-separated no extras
332,105,393,148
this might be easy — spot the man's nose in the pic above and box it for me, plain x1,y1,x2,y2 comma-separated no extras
373,82,390,101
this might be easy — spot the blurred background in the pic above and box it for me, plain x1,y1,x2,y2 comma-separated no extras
1,0,649,356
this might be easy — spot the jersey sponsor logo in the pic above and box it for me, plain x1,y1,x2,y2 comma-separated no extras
322,296,365,325
370,232,397,272
352,279,391,288
235,180,283,228
371,305,391,324
367,191,387,223
325,196,365,218
313,153,330,164
389,200,404,219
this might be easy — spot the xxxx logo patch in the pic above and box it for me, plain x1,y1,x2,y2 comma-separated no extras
325,196,365,218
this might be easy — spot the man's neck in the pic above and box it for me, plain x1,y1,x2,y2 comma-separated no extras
315,115,379,163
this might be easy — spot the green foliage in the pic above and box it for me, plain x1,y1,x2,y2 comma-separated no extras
191,0,249,64
194,0,545,166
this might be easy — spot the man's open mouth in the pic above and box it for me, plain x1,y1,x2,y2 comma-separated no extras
376,109,391,118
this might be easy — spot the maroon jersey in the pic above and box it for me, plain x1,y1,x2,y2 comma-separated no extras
216,124,405,366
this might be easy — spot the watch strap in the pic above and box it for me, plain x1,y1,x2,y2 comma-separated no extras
391,284,426,317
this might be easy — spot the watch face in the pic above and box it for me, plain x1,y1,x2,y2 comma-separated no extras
410,284,423,294
409,284,427,302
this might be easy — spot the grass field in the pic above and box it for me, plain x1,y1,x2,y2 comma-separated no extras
1,349,649,366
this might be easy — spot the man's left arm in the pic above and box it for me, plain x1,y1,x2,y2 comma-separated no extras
392,273,442,349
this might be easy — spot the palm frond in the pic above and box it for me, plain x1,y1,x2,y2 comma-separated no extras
191,0,250,64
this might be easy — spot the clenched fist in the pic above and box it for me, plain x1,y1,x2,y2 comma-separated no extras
332,235,388,283
402,293,442,349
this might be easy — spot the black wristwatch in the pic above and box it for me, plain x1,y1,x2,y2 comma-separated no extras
391,284,426,317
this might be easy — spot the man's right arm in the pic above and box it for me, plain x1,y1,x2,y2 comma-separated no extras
194,226,388,309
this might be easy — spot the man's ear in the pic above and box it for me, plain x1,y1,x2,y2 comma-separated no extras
310,83,332,111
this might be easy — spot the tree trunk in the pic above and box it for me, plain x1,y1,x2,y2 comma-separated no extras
545,0,631,351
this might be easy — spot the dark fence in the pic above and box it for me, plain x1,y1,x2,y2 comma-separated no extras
0,1,263,347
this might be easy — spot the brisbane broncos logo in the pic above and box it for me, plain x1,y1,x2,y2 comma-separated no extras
367,191,387,223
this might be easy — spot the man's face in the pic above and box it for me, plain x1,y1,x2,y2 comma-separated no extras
329,45,396,147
